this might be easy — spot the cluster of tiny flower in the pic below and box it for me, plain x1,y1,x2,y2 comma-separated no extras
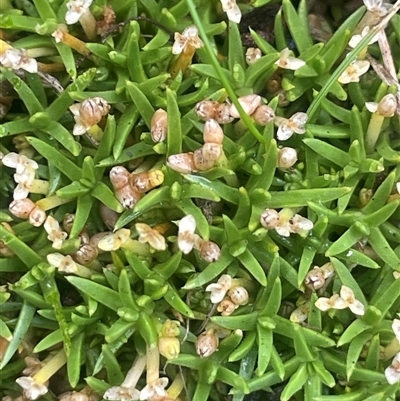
69,97,110,137
158,320,181,360
110,166,164,209
205,274,249,316
260,208,313,238
177,215,221,262
315,285,365,316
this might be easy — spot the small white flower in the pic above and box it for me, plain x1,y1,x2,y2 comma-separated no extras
340,285,365,316
44,216,68,249
392,319,400,343
135,223,166,251
47,253,78,274
275,48,306,70
290,214,314,236
274,112,308,141
52,29,65,43
139,378,169,401
103,386,140,401
0,49,38,73
16,377,48,400
97,229,131,251
245,47,262,65
338,60,370,84
363,0,391,16
205,274,232,304
65,0,93,25
229,94,261,119
172,26,203,55
177,215,197,254
348,26,380,48
13,168,36,200
385,352,400,385
220,0,242,24
1,152,38,174
315,294,348,312
366,94,397,117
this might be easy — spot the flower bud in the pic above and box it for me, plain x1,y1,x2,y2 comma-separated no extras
29,206,46,227
252,105,275,125
195,329,219,357
245,47,262,65
158,336,180,360
9,198,36,219
377,94,397,117
161,320,181,337
203,119,224,144
229,94,261,119
109,166,130,190
199,240,221,262
201,143,222,161
228,286,249,305
215,103,234,124
99,204,119,230
151,108,168,142
260,209,280,229
304,267,325,291
129,170,164,193
277,147,298,168
193,149,215,171
167,153,195,174
79,97,110,127
217,297,239,316
74,244,98,265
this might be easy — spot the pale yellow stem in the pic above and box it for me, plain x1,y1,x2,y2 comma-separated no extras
384,338,400,361
365,112,384,154
166,375,185,400
33,349,67,384
122,355,147,387
169,45,196,78
80,11,97,41
121,239,150,256
36,195,73,211
58,31,91,57
30,179,49,195
146,345,160,384
27,48,57,58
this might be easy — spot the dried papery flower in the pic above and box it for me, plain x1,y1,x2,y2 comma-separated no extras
158,336,180,360
115,184,142,209
277,147,298,169
151,109,168,142
139,377,169,401
16,377,48,400
199,240,221,262
69,97,110,136
220,0,242,23
97,228,131,251
89,232,109,252
195,329,219,357
205,274,232,304
73,244,98,265
196,100,221,121
245,47,262,65
217,297,239,316
338,59,370,84
203,119,224,144
44,216,68,249
29,206,46,227
23,357,44,376
260,209,280,230
364,0,391,16
1,152,38,175
290,214,314,236
129,170,164,193
96,5,116,36
0,336,10,359
228,286,249,306
0,48,38,73
193,148,216,171
251,105,275,126
9,198,36,219
135,223,167,251
167,152,195,174
215,103,235,124
385,352,400,384
172,26,203,55
177,215,197,254
229,94,262,119
201,143,223,161
275,48,306,70
304,267,326,291
315,294,348,312
274,112,308,141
